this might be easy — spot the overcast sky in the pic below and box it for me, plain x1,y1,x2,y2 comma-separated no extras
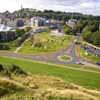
0,0,100,15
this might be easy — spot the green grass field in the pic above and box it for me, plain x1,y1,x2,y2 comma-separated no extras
69,64,100,72
0,56,100,89
19,32,74,54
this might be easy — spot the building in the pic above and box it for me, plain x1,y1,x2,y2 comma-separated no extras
0,12,26,28
31,17,46,27
66,19,77,29
16,19,24,27
0,24,17,41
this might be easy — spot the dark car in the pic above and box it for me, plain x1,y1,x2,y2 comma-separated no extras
96,62,100,66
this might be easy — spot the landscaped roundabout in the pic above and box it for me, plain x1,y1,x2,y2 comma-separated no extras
58,55,71,62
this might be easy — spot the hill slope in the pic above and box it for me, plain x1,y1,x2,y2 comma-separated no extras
0,61,100,99
0,64,100,100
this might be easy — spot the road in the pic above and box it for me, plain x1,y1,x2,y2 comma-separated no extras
0,39,83,65
0,32,98,68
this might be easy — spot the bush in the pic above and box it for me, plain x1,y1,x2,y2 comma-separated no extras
82,31,100,46
82,31,92,43
0,64,4,72
25,27,32,32
0,64,26,76
10,64,26,75
0,87,8,96
0,44,10,50
16,29,25,37
64,25,73,35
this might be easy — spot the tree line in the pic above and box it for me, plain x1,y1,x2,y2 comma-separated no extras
7,8,99,21
64,19,100,47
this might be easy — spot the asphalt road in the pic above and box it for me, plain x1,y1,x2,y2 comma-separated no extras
0,40,83,65
0,34,97,67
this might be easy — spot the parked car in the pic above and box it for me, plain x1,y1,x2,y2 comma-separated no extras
76,61,84,65
96,62,100,66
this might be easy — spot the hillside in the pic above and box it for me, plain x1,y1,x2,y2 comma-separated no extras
0,63,100,100
0,57,100,99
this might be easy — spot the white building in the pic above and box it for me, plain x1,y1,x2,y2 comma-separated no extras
66,19,77,29
0,24,12,32
0,24,17,41
31,17,46,27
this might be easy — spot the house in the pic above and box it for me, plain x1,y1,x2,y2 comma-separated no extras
0,24,17,41
31,17,46,27
66,19,77,29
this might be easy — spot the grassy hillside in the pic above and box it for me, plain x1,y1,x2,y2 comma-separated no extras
0,56,100,90
0,63,100,100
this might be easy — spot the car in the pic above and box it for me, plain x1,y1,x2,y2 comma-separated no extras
96,62,100,66
76,62,84,65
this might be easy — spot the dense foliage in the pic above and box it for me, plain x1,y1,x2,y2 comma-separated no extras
16,29,25,37
64,25,73,35
3,9,100,21
82,20,100,46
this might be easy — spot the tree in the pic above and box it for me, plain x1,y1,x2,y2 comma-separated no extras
82,31,92,43
64,25,73,35
73,20,87,33
92,31,100,46
16,29,25,37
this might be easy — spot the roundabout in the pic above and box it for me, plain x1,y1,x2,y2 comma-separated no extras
58,55,72,62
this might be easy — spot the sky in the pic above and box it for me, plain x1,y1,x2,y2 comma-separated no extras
0,0,100,15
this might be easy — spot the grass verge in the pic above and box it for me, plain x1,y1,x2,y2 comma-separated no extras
80,48,100,63
0,56,100,89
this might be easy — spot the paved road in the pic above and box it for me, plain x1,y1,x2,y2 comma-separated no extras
0,40,83,65
0,34,97,67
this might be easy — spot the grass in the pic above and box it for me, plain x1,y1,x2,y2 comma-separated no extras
78,41,100,63
69,64,100,73
59,55,71,61
19,32,74,54
0,56,100,89
1,74,100,100
80,48,100,63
